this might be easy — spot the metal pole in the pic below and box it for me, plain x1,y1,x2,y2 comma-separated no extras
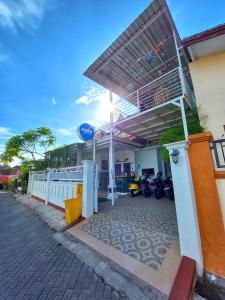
173,31,187,95
180,98,188,140
173,31,188,140
93,127,96,161
109,83,115,206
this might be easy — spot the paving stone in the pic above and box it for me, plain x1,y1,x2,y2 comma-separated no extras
0,193,127,300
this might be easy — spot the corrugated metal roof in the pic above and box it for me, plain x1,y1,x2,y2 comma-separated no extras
84,0,182,97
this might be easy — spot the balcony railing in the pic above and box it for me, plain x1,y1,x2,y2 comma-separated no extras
212,139,225,169
113,67,194,123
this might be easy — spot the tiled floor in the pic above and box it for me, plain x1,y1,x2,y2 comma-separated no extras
80,195,179,270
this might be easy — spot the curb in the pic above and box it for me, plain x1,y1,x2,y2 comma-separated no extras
53,231,166,300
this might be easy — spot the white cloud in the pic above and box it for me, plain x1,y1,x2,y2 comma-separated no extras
9,157,21,167
74,84,119,127
51,97,56,105
0,127,12,137
0,144,4,154
74,85,109,106
0,0,48,32
57,128,74,136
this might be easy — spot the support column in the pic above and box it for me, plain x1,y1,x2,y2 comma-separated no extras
107,143,118,203
188,132,225,277
165,141,203,276
82,160,95,218
107,86,118,204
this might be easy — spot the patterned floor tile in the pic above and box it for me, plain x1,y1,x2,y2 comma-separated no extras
80,195,179,271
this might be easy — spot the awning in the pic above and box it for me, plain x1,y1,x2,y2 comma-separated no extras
84,0,183,98
114,100,183,143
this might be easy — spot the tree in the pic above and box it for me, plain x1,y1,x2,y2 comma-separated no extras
160,109,204,161
1,127,55,163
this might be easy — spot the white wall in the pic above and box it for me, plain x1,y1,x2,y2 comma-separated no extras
114,150,134,163
134,147,160,177
189,51,225,139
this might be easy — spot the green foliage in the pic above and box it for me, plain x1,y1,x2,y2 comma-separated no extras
19,159,46,185
7,180,15,192
2,127,55,163
160,111,204,162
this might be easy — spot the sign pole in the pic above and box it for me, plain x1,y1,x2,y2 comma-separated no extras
93,127,96,161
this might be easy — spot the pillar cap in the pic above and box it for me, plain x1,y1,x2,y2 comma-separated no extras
164,140,189,151
188,132,212,143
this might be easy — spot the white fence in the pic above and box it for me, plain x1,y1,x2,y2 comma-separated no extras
28,161,98,217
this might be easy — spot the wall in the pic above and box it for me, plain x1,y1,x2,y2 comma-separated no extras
189,51,225,139
134,147,160,177
188,132,225,277
216,179,225,228
189,51,225,234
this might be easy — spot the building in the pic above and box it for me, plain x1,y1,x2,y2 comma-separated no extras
183,24,225,285
183,24,225,225
183,24,225,139
46,134,167,192
30,1,225,296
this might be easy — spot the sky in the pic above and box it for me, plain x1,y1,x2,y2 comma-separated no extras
0,0,225,159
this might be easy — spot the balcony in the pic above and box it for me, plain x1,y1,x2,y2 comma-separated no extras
113,67,183,123
84,0,195,142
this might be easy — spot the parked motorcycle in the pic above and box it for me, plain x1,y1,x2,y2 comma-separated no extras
128,176,142,197
152,171,165,199
140,176,152,198
164,177,174,201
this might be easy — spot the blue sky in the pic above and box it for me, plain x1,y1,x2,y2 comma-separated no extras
0,0,225,156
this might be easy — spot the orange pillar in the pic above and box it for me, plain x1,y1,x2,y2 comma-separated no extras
188,132,225,277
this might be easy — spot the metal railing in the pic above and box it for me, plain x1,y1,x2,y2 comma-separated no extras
113,67,182,123
212,139,225,169
31,166,84,182
32,170,48,181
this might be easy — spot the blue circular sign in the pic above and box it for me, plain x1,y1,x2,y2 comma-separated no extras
77,123,95,141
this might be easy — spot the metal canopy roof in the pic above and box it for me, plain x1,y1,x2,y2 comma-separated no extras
84,0,182,98
114,100,183,143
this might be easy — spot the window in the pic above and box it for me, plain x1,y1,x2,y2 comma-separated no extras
115,163,122,176
102,160,108,170
124,163,131,176
142,168,155,177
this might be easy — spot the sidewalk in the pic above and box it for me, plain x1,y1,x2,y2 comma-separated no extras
14,193,66,232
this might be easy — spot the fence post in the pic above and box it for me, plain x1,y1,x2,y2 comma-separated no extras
46,168,52,206
27,171,32,194
82,160,95,218
165,140,203,276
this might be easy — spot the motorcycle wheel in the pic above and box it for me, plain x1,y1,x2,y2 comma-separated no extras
131,190,135,197
169,191,174,201
144,191,149,198
155,190,163,199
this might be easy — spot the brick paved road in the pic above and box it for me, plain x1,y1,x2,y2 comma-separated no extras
0,192,127,300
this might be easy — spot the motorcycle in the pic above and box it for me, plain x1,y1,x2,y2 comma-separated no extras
152,171,165,199
140,176,152,198
128,176,142,197
164,177,174,201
